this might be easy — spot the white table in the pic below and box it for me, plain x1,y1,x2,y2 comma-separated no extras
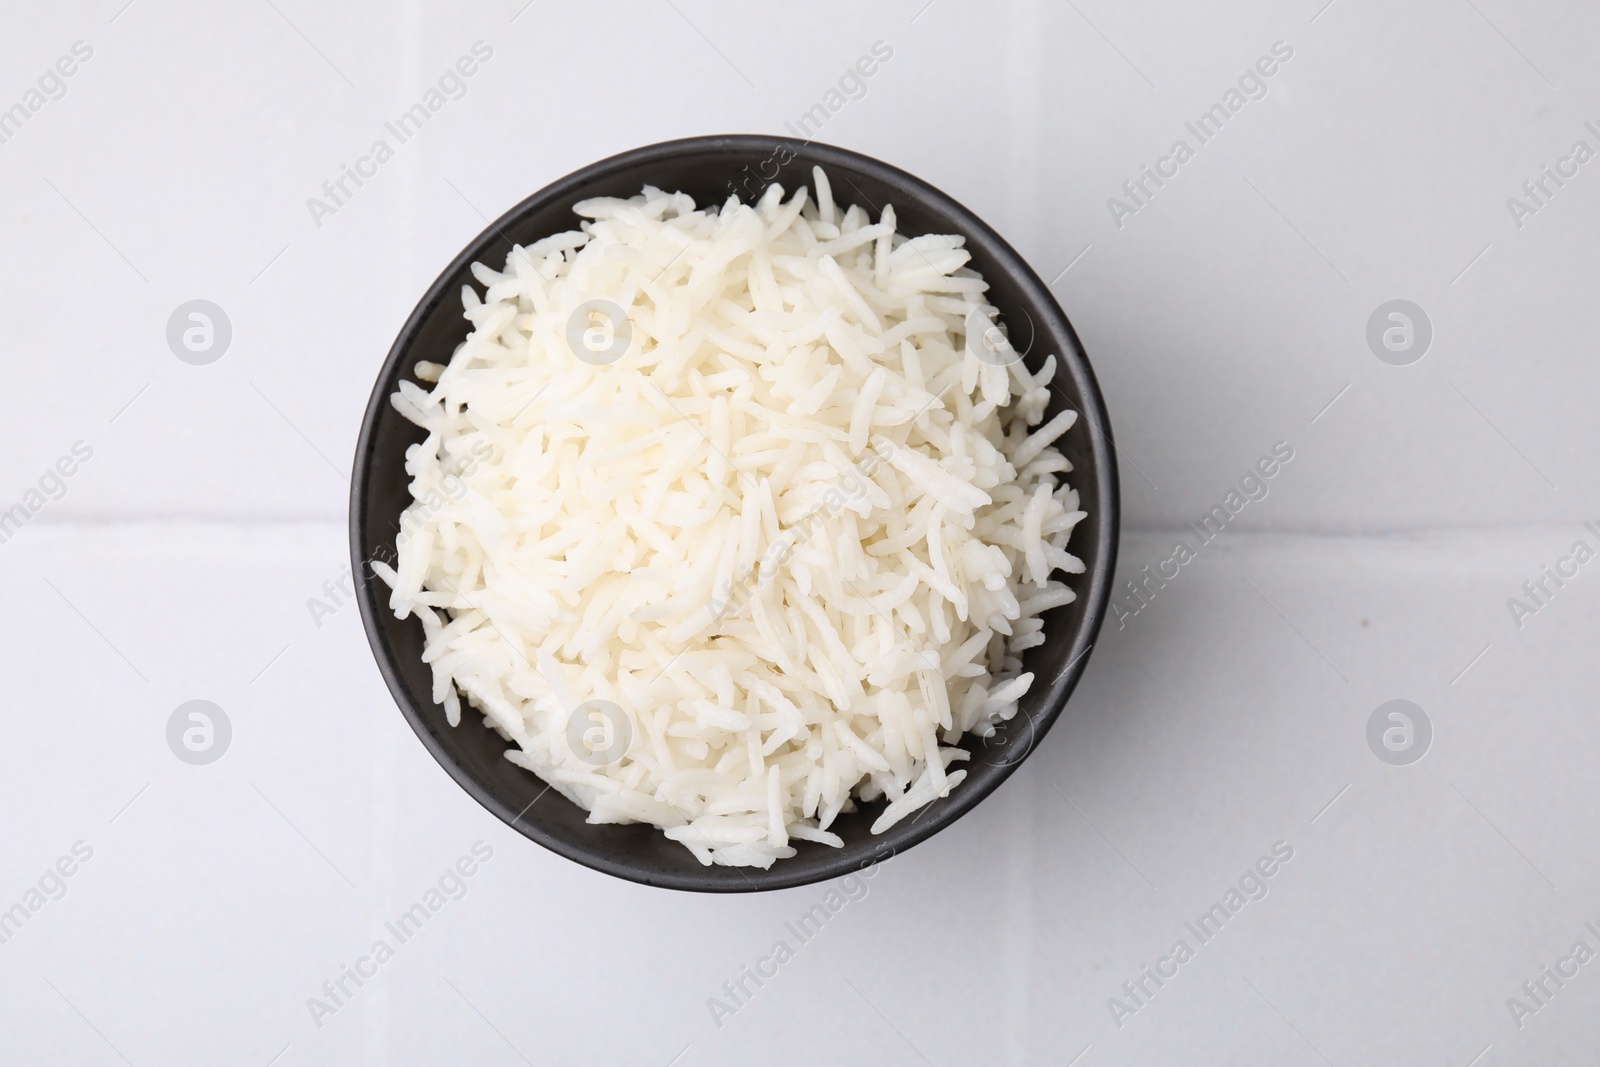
3,2,1597,1064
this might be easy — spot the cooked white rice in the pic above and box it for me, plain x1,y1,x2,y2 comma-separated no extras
374,169,1087,868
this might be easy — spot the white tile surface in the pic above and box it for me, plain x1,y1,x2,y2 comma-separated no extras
3,1,1598,1064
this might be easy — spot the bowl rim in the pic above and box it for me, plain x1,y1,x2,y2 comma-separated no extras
350,133,1121,892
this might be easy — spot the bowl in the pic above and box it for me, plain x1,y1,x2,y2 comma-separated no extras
350,134,1120,892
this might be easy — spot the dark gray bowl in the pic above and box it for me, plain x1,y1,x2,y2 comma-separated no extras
350,135,1119,892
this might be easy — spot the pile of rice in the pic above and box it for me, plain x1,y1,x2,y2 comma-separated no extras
375,168,1086,868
